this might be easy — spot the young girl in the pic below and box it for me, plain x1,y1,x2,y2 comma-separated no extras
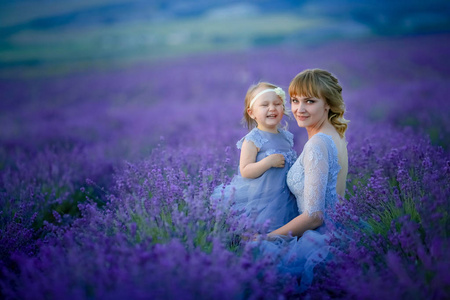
212,82,298,232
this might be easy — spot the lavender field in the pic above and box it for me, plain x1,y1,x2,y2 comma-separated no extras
1,33,450,299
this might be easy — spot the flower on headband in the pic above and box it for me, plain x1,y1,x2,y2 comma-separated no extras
274,87,286,102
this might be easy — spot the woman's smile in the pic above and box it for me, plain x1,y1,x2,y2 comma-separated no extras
296,115,309,121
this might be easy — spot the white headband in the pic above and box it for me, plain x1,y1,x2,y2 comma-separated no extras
249,87,286,108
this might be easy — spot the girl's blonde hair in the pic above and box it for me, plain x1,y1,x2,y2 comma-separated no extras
289,69,349,138
242,82,289,130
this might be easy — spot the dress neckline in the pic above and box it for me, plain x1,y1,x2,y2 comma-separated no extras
255,127,281,135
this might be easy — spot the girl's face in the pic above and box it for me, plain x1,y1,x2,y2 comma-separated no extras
290,94,330,130
248,89,284,133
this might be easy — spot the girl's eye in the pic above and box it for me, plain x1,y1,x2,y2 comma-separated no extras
291,99,298,103
306,100,315,104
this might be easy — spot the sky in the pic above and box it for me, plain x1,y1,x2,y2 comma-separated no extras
0,0,449,77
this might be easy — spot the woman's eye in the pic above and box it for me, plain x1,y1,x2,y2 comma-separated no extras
306,100,315,104
291,99,298,103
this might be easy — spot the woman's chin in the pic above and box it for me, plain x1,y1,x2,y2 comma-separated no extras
296,121,307,128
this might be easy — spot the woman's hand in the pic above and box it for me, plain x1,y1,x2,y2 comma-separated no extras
252,234,262,241
239,233,258,242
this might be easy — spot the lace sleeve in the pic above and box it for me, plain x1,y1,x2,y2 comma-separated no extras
302,137,329,218
236,128,268,149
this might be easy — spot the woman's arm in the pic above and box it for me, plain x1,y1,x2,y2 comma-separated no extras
269,136,329,237
268,212,323,237
239,139,285,179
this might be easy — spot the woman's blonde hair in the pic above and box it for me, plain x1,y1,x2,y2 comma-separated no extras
289,69,349,137
243,82,289,130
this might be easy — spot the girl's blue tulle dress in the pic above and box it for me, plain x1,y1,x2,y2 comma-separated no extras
213,130,341,292
258,132,341,291
211,127,298,232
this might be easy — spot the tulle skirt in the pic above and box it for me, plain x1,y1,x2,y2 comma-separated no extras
255,224,333,292
211,169,298,232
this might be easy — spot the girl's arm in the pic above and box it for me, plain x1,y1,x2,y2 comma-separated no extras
239,139,285,179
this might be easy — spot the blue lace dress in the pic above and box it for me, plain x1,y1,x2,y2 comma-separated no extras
258,132,341,291
211,127,298,232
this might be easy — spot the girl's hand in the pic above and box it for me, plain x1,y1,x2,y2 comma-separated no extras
267,153,285,168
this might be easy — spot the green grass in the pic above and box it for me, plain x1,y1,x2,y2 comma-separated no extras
367,196,421,237
0,5,328,78
348,166,423,239
130,211,171,244
33,186,101,230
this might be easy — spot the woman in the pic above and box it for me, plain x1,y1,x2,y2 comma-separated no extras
259,68,349,291
270,68,349,237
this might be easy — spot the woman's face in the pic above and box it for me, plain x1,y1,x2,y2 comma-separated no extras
290,95,330,129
